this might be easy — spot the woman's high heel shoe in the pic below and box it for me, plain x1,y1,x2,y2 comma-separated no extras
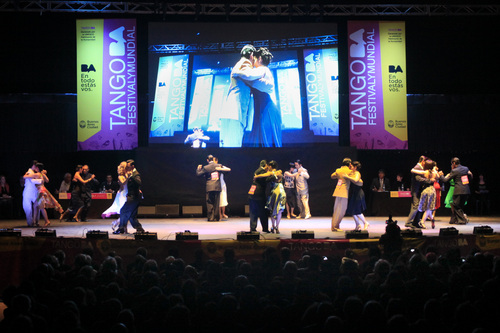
418,221,427,229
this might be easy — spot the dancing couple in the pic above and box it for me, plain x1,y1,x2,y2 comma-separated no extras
100,159,145,235
220,45,282,148
251,160,286,234
331,158,369,232
23,161,64,227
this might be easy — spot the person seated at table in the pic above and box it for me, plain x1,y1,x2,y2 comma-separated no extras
393,173,407,191
57,173,72,194
370,169,391,192
100,174,120,193
0,175,11,198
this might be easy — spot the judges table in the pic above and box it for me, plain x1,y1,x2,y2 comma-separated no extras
58,193,115,219
368,191,412,217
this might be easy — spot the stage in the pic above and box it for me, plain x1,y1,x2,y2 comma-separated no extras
1,215,500,293
1,215,499,241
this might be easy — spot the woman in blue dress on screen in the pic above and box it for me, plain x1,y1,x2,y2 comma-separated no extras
233,47,282,147
102,161,128,231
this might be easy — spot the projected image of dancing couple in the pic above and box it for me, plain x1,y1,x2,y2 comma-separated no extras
219,45,282,148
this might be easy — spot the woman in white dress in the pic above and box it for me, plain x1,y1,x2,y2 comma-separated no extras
214,157,229,219
101,162,128,230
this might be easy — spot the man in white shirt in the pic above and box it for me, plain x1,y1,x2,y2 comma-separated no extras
294,159,311,219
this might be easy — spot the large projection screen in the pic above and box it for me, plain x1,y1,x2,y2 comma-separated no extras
148,22,339,148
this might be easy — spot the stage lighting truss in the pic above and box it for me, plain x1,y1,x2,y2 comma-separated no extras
1,2,498,18
150,35,338,54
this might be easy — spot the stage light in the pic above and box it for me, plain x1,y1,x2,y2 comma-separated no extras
439,227,459,236
473,226,494,235
237,231,259,240
176,230,199,240
345,230,369,239
135,232,158,240
401,229,423,237
291,230,315,239
35,228,57,237
86,230,109,239
0,229,21,237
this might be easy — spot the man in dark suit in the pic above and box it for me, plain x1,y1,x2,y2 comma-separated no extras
440,157,472,224
370,169,391,192
196,155,230,221
114,159,145,234
80,165,99,221
248,160,270,233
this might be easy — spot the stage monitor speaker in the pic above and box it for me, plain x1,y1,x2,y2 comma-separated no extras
345,230,369,239
439,227,459,236
182,206,203,217
35,228,57,237
155,204,180,217
292,230,315,239
237,231,260,240
401,229,423,237
473,226,494,235
176,231,199,240
0,229,21,237
135,232,158,240
138,206,156,217
86,230,109,239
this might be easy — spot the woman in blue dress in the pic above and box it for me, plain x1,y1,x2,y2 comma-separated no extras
234,47,282,147
345,161,369,230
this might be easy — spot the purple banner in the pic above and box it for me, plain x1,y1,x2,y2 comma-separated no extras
78,19,138,150
348,21,408,150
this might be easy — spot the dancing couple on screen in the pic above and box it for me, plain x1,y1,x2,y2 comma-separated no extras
219,44,282,148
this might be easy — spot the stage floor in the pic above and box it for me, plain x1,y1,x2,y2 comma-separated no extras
1,215,499,240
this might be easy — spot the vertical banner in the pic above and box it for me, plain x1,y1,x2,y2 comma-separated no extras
151,54,189,137
348,21,407,150
77,19,138,150
303,48,339,136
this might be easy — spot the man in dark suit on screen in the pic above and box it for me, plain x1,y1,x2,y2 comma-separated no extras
114,159,145,234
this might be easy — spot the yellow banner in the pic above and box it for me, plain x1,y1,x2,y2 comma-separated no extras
77,19,103,142
380,21,408,142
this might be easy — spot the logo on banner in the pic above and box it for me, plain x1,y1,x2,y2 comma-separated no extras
81,64,96,72
109,26,126,56
349,29,366,58
389,65,403,73
79,121,86,128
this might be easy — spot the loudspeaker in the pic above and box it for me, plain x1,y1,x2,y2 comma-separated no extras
182,206,203,217
401,229,423,237
237,231,260,240
291,230,315,239
345,230,369,239
176,231,199,240
473,226,494,235
138,206,156,217
86,230,109,239
439,227,459,236
135,232,158,240
155,204,180,217
35,228,57,237
0,229,21,237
